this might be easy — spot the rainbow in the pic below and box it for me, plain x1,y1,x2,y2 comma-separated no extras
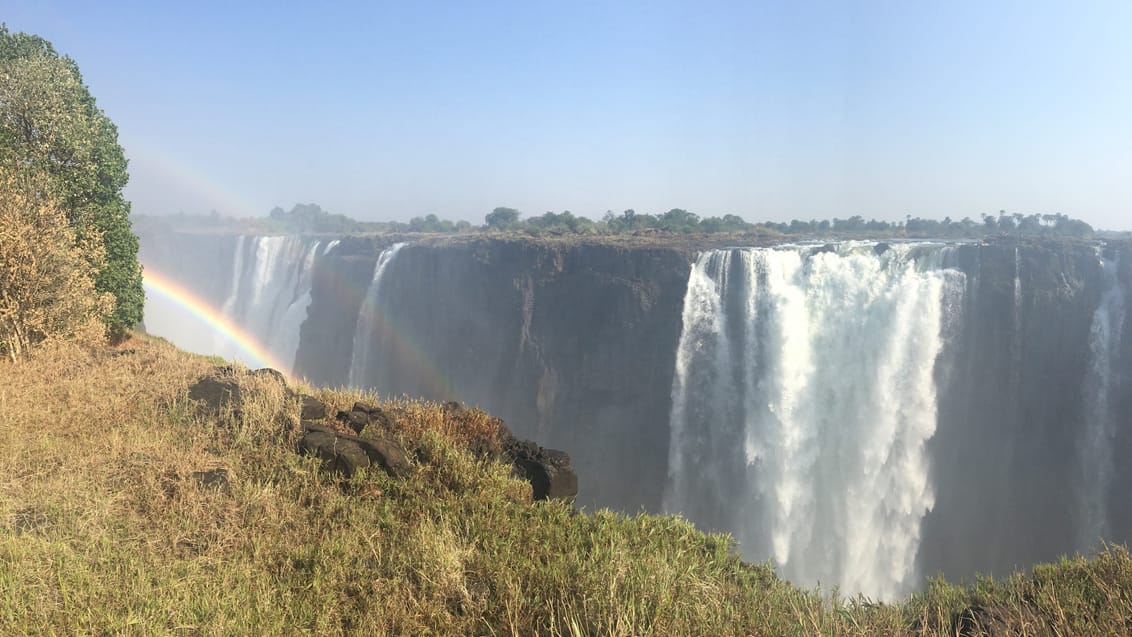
142,268,294,376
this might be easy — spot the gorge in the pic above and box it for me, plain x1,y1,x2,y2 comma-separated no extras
138,227,1132,600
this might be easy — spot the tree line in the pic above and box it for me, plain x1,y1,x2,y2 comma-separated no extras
0,25,143,360
150,203,1098,241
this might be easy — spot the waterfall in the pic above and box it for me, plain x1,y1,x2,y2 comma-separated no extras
1079,249,1127,549
215,235,325,372
348,242,407,387
264,241,324,367
665,243,964,600
215,235,249,352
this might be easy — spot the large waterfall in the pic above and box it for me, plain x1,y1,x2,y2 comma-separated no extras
348,242,406,387
1079,249,1127,550
138,228,1132,594
144,234,331,374
664,243,965,600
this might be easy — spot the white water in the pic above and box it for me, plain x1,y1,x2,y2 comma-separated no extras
1079,249,1127,550
665,243,964,600
214,235,325,372
348,242,407,387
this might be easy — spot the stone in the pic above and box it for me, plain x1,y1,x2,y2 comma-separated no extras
338,409,370,434
300,395,329,421
188,376,242,415
502,435,578,502
299,422,411,479
298,430,371,478
358,429,412,478
336,403,393,434
251,368,288,387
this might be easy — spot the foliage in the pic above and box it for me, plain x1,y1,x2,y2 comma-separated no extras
266,203,364,233
141,202,1098,242
484,206,521,231
0,25,143,337
4,333,1132,634
0,172,111,360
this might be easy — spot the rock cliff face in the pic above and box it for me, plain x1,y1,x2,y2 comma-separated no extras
297,237,691,511
925,242,1119,580
138,227,1132,592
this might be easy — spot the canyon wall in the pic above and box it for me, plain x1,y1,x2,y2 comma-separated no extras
138,227,1132,597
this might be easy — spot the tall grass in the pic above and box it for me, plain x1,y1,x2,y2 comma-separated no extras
2,334,1131,635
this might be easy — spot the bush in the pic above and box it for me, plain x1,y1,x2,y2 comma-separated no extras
0,172,111,360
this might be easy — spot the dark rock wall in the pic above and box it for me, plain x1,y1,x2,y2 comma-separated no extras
140,227,1132,584
924,242,1106,580
295,237,394,386
298,239,692,511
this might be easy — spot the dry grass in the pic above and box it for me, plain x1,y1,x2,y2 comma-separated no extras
2,333,1132,635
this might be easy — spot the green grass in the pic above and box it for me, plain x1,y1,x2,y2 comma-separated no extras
2,334,1132,635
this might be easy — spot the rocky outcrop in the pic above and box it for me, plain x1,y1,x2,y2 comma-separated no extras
298,422,412,479
923,240,1113,580
187,368,577,501
502,435,578,501
298,237,691,510
153,230,1132,587
187,371,242,414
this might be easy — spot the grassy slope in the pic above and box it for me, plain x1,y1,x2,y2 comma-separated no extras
2,335,1131,636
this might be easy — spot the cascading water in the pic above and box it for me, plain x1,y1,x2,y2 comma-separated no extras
665,243,965,600
1078,248,1127,550
348,242,407,387
212,235,326,372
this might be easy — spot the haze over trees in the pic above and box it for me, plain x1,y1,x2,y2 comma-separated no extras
143,203,1098,241
0,25,143,344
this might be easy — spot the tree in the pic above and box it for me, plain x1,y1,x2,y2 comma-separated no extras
0,172,112,360
0,25,143,337
484,207,520,231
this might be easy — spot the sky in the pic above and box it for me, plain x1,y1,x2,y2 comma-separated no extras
4,0,1131,230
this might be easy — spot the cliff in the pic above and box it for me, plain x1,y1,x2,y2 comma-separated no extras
138,228,1132,590
297,237,693,511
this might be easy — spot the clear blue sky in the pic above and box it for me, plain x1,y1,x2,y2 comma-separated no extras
5,0,1131,229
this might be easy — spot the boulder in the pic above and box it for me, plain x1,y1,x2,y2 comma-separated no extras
188,375,242,416
298,428,371,478
251,367,288,387
336,409,370,434
502,435,578,502
357,428,412,478
300,422,411,479
335,402,393,434
300,395,329,421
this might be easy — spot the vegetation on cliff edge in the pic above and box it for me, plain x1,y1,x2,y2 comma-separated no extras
0,25,144,338
2,334,1132,636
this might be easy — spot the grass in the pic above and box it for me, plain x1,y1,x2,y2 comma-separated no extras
2,334,1132,635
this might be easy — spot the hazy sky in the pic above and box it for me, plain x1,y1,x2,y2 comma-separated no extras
5,1,1131,229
